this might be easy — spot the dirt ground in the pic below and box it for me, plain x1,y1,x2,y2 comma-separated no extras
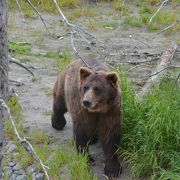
8,3,179,179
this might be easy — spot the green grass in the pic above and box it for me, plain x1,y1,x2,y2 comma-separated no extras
112,0,129,15
124,16,144,27
123,0,180,33
9,41,32,55
55,50,72,70
103,21,118,29
9,40,72,70
8,0,81,15
119,73,180,179
47,143,97,180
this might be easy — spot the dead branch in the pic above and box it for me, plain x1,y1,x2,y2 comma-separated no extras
139,44,177,97
107,56,160,65
149,0,169,23
16,0,25,22
148,65,180,78
24,0,51,35
0,97,50,180
9,56,35,76
127,64,152,72
9,79,24,86
157,20,180,34
120,0,126,19
175,74,180,84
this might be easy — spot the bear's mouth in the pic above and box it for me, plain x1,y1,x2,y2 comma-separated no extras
85,104,108,113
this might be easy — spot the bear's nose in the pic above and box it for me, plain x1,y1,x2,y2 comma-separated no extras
83,100,91,108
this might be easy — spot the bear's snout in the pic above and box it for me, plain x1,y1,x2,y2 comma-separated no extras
83,100,91,108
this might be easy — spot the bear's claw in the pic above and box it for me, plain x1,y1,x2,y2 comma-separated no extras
104,159,122,178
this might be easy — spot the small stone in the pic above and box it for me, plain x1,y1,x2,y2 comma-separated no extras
26,164,38,173
13,164,20,171
33,173,44,180
9,174,17,180
7,168,13,176
8,161,16,167
7,144,17,153
14,170,21,175
16,174,27,180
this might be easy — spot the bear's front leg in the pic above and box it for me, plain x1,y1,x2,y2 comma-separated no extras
73,123,95,164
102,131,122,178
51,96,67,130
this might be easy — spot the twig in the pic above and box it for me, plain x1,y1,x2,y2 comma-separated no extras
9,56,35,76
107,57,159,65
16,0,25,22
157,20,180,34
149,0,169,23
0,98,50,180
24,0,51,35
9,79,24,86
120,0,126,19
127,64,152,72
146,65,180,78
70,32,95,69
175,74,180,84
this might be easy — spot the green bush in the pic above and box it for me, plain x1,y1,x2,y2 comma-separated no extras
120,75,180,179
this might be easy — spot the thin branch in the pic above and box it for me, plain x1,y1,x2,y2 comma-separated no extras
9,56,35,76
52,0,72,27
127,64,152,72
107,57,159,65
9,79,24,86
16,0,25,22
175,73,180,84
24,0,51,35
0,98,50,180
157,20,180,34
148,65,180,78
149,0,169,23
120,0,126,19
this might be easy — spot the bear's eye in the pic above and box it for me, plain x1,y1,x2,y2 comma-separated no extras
93,87,101,94
83,86,89,92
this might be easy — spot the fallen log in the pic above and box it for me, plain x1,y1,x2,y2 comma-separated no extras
139,44,177,97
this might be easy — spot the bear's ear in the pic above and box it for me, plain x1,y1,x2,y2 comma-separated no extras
79,67,92,81
106,72,119,88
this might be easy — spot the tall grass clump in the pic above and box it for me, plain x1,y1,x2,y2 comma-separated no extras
120,74,180,179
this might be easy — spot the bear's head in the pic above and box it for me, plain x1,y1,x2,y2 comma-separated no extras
79,67,119,113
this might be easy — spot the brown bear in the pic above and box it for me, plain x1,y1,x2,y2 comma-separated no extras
51,59,122,177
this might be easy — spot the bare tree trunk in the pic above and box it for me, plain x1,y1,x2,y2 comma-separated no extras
0,0,8,178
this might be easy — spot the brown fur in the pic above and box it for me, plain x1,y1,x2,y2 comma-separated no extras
52,59,122,177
